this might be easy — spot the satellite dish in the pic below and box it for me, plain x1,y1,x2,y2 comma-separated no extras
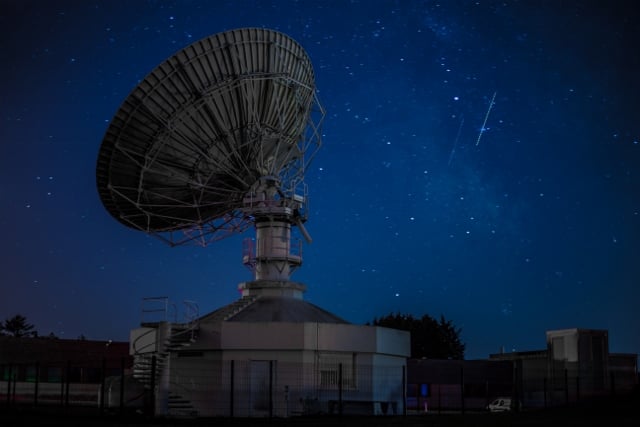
96,28,324,252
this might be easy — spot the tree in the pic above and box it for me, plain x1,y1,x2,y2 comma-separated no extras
372,312,465,359
1,314,37,337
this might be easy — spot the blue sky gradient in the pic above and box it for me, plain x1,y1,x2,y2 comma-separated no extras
1,0,638,360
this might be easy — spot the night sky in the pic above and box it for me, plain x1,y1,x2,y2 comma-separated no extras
1,0,638,360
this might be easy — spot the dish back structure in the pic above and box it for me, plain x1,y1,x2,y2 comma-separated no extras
96,28,324,286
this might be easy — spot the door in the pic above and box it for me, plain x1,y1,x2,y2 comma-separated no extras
249,361,273,416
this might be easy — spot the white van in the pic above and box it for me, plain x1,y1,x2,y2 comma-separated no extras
487,397,514,412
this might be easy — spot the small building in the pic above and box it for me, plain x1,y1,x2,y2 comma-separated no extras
0,336,130,383
0,336,132,406
130,287,410,417
407,328,637,412
490,328,637,406
546,328,611,400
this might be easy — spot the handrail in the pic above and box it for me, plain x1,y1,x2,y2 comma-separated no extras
132,327,158,354
141,296,199,324
141,296,170,323
183,300,199,324
132,300,201,394
169,325,197,343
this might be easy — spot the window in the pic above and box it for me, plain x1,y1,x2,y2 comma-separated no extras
318,352,356,389
320,369,339,387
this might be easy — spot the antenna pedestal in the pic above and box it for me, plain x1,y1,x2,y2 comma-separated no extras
252,219,302,280
240,176,311,299
238,280,307,299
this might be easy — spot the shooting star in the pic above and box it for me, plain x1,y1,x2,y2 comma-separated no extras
475,91,497,146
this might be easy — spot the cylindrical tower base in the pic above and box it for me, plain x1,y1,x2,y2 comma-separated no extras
238,280,307,299
254,219,302,281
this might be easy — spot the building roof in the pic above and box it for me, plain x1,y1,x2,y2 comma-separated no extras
200,296,349,324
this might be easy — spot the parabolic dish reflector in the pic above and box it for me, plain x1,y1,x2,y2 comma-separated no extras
96,28,323,245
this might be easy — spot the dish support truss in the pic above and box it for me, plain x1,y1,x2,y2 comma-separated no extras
116,87,324,248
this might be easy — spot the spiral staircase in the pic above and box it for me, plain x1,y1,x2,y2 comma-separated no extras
131,299,200,416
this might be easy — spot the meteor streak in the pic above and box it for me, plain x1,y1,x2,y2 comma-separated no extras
476,91,497,146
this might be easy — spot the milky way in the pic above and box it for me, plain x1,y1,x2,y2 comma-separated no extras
1,0,638,360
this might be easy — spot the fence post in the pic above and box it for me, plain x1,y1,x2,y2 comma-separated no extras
65,360,71,408
338,363,343,416
576,376,580,402
402,365,407,417
6,364,12,407
460,365,465,414
269,360,274,419
149,355,157,417
11,371,16,406
485,380,489,408
543,377,547,408
34,362,40,406
564,368,569,405
512,360,520,412
284,385,289,418
100,357,106,414
60,364,65,406
119,357,125,414
229,360,235,417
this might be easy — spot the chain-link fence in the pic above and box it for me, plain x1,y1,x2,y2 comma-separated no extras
1,358,406,417
157,358,406,417
0,358,135,413
407,361,637,414
2,357,636,417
